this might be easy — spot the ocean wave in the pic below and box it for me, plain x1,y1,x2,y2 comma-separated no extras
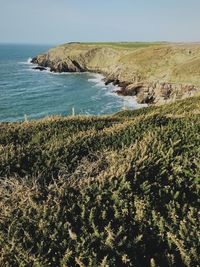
27,67,87,76
29,67,51,74
18,57,33,65
88,73,105,87
91,95,101,101
27,57,32,64
19,58,145,110
88,73,121,93
103,88,147,109
87,73,146,109
49,71,72,75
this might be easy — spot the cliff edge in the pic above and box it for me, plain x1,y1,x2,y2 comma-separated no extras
32,42,200,104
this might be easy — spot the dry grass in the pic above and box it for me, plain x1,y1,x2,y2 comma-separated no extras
44,42,200,84
0,96,200,266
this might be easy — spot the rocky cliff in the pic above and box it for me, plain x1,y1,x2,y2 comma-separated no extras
32,42,200,104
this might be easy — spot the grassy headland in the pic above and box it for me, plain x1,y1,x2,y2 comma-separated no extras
32,42,200,104
0,96,199,266
79,42,167,48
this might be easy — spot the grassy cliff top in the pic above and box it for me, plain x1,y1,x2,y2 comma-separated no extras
73,41,167,48
44,42,200,85
0,96,200,266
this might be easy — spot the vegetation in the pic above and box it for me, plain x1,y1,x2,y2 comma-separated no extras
47,42,200,85
34,42,200,106
0,96,200,266
79,42,166,49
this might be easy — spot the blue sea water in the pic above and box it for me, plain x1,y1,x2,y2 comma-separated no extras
0,44,144,122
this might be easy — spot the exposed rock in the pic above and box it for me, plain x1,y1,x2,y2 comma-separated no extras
31,57,37,64
137,93,155,104
31,55,48,67
32,66,47,71
32,43,200,105
104,78,115,85
126,83,143,96
113,79,120,86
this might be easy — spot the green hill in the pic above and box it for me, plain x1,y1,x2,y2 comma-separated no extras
0,96,200,266
32,42,200,104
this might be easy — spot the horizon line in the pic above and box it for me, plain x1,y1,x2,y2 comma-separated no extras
1,40,200,46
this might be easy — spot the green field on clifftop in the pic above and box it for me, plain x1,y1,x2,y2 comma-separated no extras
38,41,200,91
79,42,166,48
0,96,200,266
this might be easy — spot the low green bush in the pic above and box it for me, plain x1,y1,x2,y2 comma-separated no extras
0,97,199,266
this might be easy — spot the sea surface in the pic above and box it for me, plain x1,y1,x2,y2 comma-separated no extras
0,44,144,122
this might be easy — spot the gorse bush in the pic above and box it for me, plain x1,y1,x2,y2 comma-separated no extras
0,96,200,266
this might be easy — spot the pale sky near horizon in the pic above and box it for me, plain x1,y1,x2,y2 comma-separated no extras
0,0,200,44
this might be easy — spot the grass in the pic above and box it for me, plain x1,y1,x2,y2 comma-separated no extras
47,42,200,87
79,42,166,49
0,96,200,266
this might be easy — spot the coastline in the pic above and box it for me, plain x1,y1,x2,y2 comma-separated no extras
31,42,200,105
2,44,148,123
1,44,199,266
30,58,146,110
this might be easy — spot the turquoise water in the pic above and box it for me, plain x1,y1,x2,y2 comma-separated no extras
0,44,143,122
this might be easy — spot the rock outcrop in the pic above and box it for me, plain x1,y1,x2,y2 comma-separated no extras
32,66,47,71
31,43,200,104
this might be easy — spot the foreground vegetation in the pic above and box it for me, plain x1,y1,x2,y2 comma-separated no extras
0,96,200,266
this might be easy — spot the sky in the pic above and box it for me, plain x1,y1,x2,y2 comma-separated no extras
0,0,200,44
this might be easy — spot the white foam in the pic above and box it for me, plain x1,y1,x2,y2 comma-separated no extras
27,57,32,64
30,67,51,74
87,73,147,109
27,66,68,75
103,83,147,109
123,96,147,109
18,57,33,65
20,57,146,110
35,69,89,76
49,71,72,75
88,73,105,87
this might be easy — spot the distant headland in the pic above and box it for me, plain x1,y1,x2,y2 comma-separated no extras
32,42,200,105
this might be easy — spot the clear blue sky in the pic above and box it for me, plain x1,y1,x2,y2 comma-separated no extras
0,0,200,44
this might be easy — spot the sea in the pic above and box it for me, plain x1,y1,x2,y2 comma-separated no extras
0,44,144,122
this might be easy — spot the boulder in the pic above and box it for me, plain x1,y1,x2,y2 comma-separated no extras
32,66,47,71
105,78,115,85
126,83,143,96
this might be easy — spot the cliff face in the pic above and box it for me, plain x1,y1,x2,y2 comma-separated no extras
32,43,200,104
